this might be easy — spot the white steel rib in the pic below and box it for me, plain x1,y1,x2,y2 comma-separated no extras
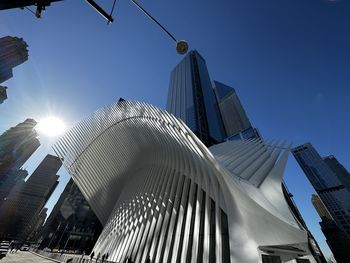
54,100,316,263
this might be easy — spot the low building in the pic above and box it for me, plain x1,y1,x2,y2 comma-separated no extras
38,178,102,254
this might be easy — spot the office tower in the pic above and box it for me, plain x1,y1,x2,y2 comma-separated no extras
0,36,28,84
166,50,224,146
0,85,7,104
0,154,61,240
323,155,350,191
311,194,350,263
166,50,261,144
213,80,261,140
38,178,102,253
0,118,40,178
53,100,317,263
0,119,40,207
292,143,350,239
212,80,254,139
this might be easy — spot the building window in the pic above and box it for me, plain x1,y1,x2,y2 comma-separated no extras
261,254,282,263
296,259,311,263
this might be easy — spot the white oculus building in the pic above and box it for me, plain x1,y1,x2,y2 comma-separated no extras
54,100,316,263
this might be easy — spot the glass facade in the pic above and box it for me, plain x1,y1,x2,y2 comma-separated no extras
213,81,252,138
324,155,350,192
261,255,282,263
292,143,350,238
226,127,258,141
166,50,224,146
0,36,28,83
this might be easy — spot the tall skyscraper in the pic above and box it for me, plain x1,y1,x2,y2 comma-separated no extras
38,178,102,253
212,80,260,140
0,154,61,240
323,155,350,192
0,119,40,176
166,50,224,146
166,50,261,145
311,194,350,263
0,119,40,206
292,143,350,239
0,36,28,84
212,81,251,136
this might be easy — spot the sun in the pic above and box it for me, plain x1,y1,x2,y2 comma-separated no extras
36,116,66,137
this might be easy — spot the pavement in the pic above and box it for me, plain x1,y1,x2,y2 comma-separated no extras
0,251,56,262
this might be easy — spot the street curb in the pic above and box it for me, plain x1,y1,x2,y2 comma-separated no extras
29,251,63,263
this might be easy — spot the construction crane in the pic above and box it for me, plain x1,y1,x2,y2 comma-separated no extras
0,0,63,18
85,0,188,55
0,0,188,55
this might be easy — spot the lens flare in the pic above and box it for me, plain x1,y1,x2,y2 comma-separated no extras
36,116,66,137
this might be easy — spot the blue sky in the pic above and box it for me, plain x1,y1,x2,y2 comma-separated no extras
1,0,350,258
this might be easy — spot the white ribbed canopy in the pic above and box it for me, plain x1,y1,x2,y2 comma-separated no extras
54,100,314,263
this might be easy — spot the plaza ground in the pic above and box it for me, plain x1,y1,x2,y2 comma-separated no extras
0,251,55,262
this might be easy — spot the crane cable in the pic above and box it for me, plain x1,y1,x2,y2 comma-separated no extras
108,0,117,24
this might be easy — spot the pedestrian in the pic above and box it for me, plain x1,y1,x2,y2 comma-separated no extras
145,255,151,263
101,254,105,263
96,252,100,263
90,251,95,262
105,253,109,262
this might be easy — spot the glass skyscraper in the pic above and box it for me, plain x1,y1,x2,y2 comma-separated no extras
0,118,40,176
0,36,28,103
212,81,251,137
0,36,28,83
292,143,350,239
323,155,350,192
166,50,224,146
212,80,261,141
166,50,261,145
0,119,40,206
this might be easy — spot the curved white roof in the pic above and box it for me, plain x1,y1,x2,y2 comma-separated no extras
54,100,312,263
